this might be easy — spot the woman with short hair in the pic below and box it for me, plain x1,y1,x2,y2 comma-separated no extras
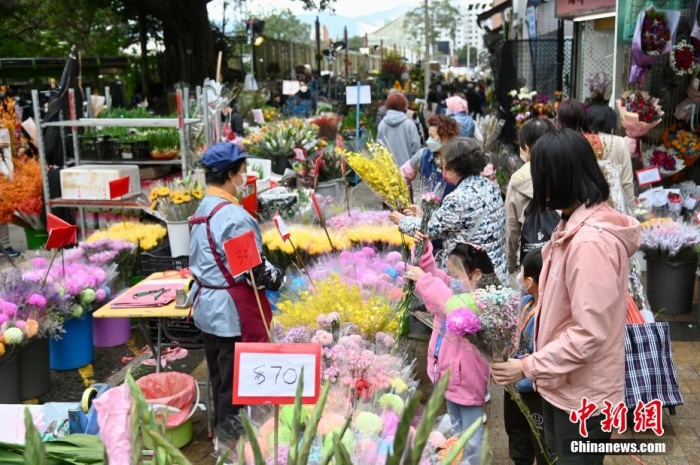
376,92,421,167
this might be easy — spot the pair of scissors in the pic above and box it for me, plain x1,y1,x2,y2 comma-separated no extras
133,288,166,300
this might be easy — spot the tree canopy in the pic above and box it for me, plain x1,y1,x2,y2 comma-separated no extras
404,0,460,53
256,9,312,44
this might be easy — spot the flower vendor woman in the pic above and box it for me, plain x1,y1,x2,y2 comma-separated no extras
189,143,285,448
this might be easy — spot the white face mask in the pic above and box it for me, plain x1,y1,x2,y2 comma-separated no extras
232,173,246,194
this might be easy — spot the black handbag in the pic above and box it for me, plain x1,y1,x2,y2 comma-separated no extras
520,202,560,261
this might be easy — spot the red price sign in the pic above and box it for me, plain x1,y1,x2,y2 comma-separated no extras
273,212,291,242
223,230,262,277
233,343,321,405
310,190,324,223
109,176,130,199
45,213,77,250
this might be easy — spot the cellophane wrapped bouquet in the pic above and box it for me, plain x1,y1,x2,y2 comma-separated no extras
444,287,552,464
336,142,411,211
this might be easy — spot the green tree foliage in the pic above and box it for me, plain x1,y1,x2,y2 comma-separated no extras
258,9,312,44
403,0,461,53
456,44,479,65
0,0,130,57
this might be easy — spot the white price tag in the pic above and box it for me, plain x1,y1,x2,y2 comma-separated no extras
636,167,661,187
282,80,301,96
345,85,372,105
233,343,321,405
252,109,265,125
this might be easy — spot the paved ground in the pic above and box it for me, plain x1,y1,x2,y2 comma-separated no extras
4,185,700,464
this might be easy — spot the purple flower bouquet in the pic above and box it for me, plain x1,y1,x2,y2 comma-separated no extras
629,7,680,84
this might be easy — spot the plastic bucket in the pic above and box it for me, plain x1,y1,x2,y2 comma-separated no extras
19,337,51,400
93,317,131,347
646,256,697,314
50,313,94,370
24,229,49,250
0,355,20,404
140,375,199,450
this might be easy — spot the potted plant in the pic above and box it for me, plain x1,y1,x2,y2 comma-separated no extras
243,119,319,175
640,218,700,314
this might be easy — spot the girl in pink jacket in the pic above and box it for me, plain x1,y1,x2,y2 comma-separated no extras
405,240,492,457
491,129,641,465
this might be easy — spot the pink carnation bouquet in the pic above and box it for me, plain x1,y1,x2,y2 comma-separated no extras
617,91,664,159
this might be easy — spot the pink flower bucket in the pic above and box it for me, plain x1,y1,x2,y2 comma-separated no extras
93,317,131,347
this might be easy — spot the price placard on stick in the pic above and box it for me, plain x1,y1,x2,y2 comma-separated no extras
45,213,77,250
233,343,321,405
636,167,662,187
273,213,290,242
109,176,130,199
223,230,262,277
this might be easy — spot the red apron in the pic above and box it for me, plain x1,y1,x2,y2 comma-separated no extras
189,201,272,343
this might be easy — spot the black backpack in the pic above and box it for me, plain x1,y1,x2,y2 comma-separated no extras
520,202,560,262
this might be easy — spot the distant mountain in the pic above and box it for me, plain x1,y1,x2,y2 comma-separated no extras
298,6,414,39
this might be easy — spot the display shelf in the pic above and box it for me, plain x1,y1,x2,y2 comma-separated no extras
46,196,150,210
80,159,182,166
42,118,199,128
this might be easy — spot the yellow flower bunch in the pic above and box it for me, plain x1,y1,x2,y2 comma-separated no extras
147,174,203,222
344,225,414,247
263,225,351,256
87,222,166,251
337,142,410,210
275,273,399,337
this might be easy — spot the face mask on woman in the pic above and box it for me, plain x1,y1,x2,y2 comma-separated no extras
232,172,247,194
426,138,442,153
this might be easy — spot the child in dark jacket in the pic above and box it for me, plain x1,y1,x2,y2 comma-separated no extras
505,248,546,465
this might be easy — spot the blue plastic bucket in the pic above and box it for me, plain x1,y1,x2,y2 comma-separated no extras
50,313,94,370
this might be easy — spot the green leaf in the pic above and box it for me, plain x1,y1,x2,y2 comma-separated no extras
23,408,47,465
387,390,422,465
297,382,331,465
411,373,451,464
287,366,305,465
440,416,483,465
480,428,491,465
240,413,265,465
332,432,353,465
148,430,191,464
319,416,352,465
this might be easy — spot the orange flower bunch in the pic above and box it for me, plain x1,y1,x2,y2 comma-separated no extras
0,158,43,223
662,125,700,155
0,98,18,153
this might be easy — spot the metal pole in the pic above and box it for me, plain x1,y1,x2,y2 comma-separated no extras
344,27,349,79
105,86,111,110
32,90,51,218
423,0,431,100
315,16,322,74
85,87,92,118
177,89,187,173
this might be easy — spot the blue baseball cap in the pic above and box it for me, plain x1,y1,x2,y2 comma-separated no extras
201,143,248,173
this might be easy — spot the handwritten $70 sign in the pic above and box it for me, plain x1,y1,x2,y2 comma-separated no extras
223,230,262,277
233,343,321,405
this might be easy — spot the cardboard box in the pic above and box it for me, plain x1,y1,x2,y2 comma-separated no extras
60,165,141,200
247,158,272,193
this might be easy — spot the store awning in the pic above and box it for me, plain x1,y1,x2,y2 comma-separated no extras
477,0,513,28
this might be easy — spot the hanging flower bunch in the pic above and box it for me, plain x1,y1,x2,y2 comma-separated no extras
641,7,671,56
623,92,663,123
585,72,612,107
662,125,700,155
670,40,697,76
649,148,678,171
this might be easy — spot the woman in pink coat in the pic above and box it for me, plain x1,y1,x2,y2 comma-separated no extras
405,240,492,456
491,129,641,465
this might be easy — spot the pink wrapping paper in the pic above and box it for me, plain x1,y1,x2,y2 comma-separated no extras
94,385,132,464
